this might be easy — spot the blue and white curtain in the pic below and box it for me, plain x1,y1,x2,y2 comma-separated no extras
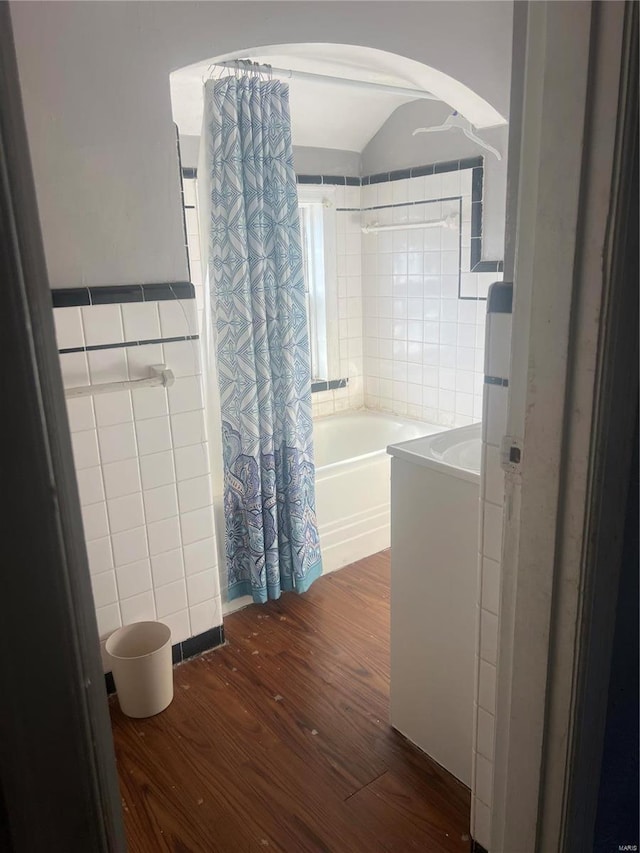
203,76,322,603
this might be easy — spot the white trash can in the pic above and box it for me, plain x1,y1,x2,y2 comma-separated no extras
105,621,173,718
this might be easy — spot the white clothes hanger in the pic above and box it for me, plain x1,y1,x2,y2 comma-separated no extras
412,111,502,161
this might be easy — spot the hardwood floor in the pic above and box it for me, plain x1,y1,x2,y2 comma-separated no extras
110,551,471,852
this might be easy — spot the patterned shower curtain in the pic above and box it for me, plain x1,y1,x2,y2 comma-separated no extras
203,75,323,603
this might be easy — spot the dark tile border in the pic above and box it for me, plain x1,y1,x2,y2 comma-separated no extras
51,282,195,309
58,334,199,356
487,282,513,313
311,377,349,393
104,624,225,696
485,375,509,387
296,159,502,278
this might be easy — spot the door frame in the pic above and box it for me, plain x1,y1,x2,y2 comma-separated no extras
491,2,637,850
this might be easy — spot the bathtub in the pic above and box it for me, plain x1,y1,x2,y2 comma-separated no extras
313,411,443,574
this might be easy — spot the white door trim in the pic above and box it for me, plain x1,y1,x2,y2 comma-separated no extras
491,2,634,851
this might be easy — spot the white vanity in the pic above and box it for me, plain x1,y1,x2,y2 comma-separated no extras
387,423,481,786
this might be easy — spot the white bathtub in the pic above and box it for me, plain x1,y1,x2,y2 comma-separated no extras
313,411,443,574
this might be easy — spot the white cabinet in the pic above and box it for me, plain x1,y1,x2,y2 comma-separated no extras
388,426,480,786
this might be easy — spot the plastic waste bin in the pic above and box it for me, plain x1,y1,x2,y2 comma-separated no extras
105,621,173,718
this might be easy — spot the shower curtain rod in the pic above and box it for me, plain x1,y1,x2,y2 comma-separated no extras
213,60,440,102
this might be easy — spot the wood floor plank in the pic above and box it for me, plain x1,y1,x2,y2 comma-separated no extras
110,550,471,852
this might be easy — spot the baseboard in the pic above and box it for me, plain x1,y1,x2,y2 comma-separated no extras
470,838,489,853
104,624,225,696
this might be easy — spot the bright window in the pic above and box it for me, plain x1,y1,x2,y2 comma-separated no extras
297,187,338,381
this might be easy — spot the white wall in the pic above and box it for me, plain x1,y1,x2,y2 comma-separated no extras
9,0,512,289
293,146,361,176
362,100,508,259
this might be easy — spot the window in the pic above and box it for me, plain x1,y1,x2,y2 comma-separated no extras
297,187,337,381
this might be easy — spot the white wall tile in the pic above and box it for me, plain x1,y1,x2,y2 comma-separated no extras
93,390,133,427
82,304,123,346
478,659,497,713
76,466,105,506
473,798,491,849
155,579,188,618
147,517,181,556
183,537,217,575
475,754,493,807
96,603,121,638
143,483,179,523
189,597,222,635
135,416,172,456
66,397,95,433
107,492,144,534
162,340,201,377
168,376,203,414
180,506,214,546
170,411,205,448
81,502,109,541
111,526,148,567
151,548,185,587
139,450,175,490
126,342,163,381
98,422,137,464
131,387,168,421
476,707,495,760
121,302,161,342
71,429,100,470
480,608,498,665
174,443,210,482
87,348,128,385
91,570,118,608
483,502,503,562
485,385,508,447
86,537,113,575
481,558,500,615
102,458,141,500
54,307,84,349
115,558,152,600
186,569,218,607
158,299,197,338
160,609,191,645
120,591,156,625
177,476,212,513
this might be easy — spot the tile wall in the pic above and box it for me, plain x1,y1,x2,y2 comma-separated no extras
311,183,365,417
54,286,222,669
471,282,512,849
360,167,502,427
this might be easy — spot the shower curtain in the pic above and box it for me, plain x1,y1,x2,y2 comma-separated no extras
203,75,323,603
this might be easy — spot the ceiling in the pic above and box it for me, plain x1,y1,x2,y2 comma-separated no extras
170,43,507,153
